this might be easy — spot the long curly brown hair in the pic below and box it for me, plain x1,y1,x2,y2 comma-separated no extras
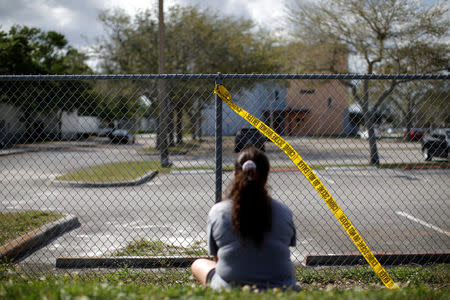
225,147,272,247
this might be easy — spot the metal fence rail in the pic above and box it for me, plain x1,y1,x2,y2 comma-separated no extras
0,74,448,275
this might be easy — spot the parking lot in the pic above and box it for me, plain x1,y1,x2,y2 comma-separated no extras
1,135,448,269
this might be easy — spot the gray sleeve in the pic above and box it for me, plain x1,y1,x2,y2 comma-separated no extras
207,209,218,255
287,206,296,247
273,199,297,247
289,221,296,247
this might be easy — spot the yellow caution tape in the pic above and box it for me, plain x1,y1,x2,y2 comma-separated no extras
214,84,399,290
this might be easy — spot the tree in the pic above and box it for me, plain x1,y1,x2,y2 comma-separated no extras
381,29,449,139
0,25,93,141
97,9,158,73
287,0,449,164
416,81,450,128
389,80,449,131
96,5,282,144
0,26,64,74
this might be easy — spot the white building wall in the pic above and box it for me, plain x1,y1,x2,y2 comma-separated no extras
61,110,80,140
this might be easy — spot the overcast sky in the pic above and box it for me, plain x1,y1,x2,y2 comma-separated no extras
0,0,287,48
1,0,443,47
1,0,443,72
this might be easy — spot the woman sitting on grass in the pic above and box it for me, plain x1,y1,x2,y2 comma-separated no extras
191,147,298,290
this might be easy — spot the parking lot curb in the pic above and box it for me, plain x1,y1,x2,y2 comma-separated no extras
402,164,449,170
0,141,103,157
55,171,159,188
0,215,80,262
0,145,87,157
304,253,450,266
56,255,211,269
56,253,450,269
0,148,39,157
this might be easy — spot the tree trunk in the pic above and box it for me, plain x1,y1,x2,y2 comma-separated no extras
366,113,380,165
191,99,202,141
362,78,380,165
195,103,202,141
156,98,163,150
195,112,202,140
405,96,414,141
168,103,175,147
191,110,197,141
175,106,183,144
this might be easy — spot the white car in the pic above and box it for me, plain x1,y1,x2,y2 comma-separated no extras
109,129,135,144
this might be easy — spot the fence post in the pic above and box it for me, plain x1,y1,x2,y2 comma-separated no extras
157,79,170,167
215,74,223,203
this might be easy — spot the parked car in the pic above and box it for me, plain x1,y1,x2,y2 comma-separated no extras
97,125,114,137
234,127,266,152
109,129,135,144
421,128,449,161
405,128,425,141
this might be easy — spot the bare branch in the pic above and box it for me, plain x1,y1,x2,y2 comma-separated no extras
373,79,398,110
339,79,362,103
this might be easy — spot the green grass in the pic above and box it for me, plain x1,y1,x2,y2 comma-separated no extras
114,239,208,256
0,264,448,299
142,141,202,155
1,281,447,300
55,159,449,184
295,265,449,287
56,161,170,183
0,211,64,245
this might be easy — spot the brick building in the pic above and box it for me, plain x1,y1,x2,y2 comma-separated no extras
282,42,350,136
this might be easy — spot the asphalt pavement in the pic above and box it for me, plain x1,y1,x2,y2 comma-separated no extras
1,138,449,270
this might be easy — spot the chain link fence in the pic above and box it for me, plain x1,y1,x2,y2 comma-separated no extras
0,74,448,275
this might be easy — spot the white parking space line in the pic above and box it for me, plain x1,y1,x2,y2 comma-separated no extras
48,174,58,180
321,176,335,184
325,166,377,171
41,207,59,211
171,170,214,174
396,211,450,237
146,180,163,186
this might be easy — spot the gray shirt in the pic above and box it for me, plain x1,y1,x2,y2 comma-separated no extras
207,198,297,289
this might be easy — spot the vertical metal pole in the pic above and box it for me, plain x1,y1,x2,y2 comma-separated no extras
215,75,223,203
158,0,170,167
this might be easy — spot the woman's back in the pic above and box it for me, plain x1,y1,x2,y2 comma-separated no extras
208,198,296,288
191,147,298,290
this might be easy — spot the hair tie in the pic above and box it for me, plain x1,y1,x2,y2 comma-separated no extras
242,160,256,171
